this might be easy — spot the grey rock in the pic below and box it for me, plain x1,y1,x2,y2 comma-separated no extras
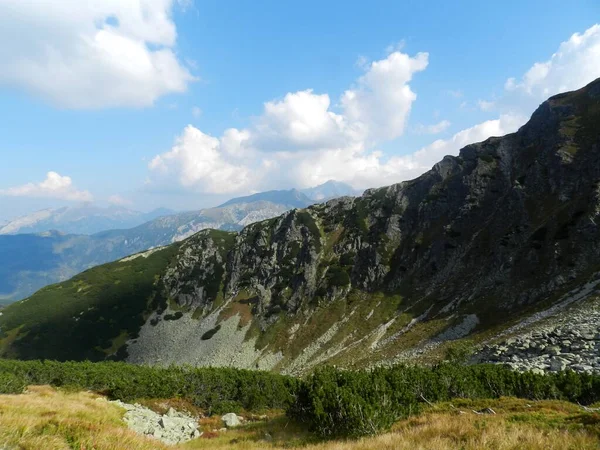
222,413,243,428
111,400,201,445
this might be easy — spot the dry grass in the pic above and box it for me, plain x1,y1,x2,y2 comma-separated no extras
0,385,168,450
1,388,599,450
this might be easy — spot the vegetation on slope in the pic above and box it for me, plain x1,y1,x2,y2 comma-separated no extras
0,245,181,361
0,360,298,414
2,359,600,442
1,384,600,449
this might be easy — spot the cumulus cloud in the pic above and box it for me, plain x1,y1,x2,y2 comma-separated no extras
251,90,358,152
505,24,600,98
149,125,252,194
341,51,429,141
397,114,525,173
0,0,195,109
0,172,93,202
148,50,428,192
414,120,451,135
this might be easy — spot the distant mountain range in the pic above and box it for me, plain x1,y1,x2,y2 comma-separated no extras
0,182,357,304
0,206,174,236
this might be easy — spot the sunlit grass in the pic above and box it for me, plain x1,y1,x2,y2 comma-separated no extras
1,388,599,450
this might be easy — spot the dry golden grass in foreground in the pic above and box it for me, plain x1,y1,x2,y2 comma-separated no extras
0,385,168,450
1,387,599,450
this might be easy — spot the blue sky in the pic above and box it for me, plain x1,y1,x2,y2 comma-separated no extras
0,0,599,221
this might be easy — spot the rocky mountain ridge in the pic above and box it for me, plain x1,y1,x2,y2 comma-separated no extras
1,79,599,374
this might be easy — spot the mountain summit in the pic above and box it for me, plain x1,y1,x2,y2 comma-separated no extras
1,79,599,374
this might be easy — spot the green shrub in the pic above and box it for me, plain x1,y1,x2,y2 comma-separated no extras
287,363,600,438
201,324,221,340
0,360,298,413
0,372,26,394
289,366,418,437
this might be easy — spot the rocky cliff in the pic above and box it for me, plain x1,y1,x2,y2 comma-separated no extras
2,79,600,374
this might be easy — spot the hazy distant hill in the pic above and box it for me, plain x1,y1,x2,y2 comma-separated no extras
301,180,359,201
0,205,173,236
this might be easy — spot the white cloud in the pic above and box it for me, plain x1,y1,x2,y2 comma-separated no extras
341,51,429,141
149,125,252,194
291,113,525,189
251,90,357,151
505,24,600,98
108,194,132,206
0,0,195,109
477,99,495,111
149,50,428,193
192,106,202,118
0,172,93,202
414,120,451,135
396,113,525,173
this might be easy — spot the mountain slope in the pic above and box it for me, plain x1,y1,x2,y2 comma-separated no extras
2,79,599,372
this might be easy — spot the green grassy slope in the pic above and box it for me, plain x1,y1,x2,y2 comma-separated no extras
0,245,180,361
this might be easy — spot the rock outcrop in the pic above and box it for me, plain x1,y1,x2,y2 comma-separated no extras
109,400,202,445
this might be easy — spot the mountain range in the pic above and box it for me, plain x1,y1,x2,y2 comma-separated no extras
0,205,174,236
1,79,599,373
0,183,356,304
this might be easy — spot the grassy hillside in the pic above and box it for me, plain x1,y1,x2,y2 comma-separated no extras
0,244,181,361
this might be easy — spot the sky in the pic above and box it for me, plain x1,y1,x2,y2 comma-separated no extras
0,0,599,222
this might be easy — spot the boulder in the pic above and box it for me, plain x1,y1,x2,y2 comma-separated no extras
222,413,242,428
550,358,567,372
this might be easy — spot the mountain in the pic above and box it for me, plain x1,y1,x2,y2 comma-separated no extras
218,188,313,209
301,180,359,201
0,195,309,303
0,205,174,236
2,79,599,374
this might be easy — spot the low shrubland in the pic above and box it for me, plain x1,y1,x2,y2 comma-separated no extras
0,360,298,415
288,364,600,438
1,359,600,441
